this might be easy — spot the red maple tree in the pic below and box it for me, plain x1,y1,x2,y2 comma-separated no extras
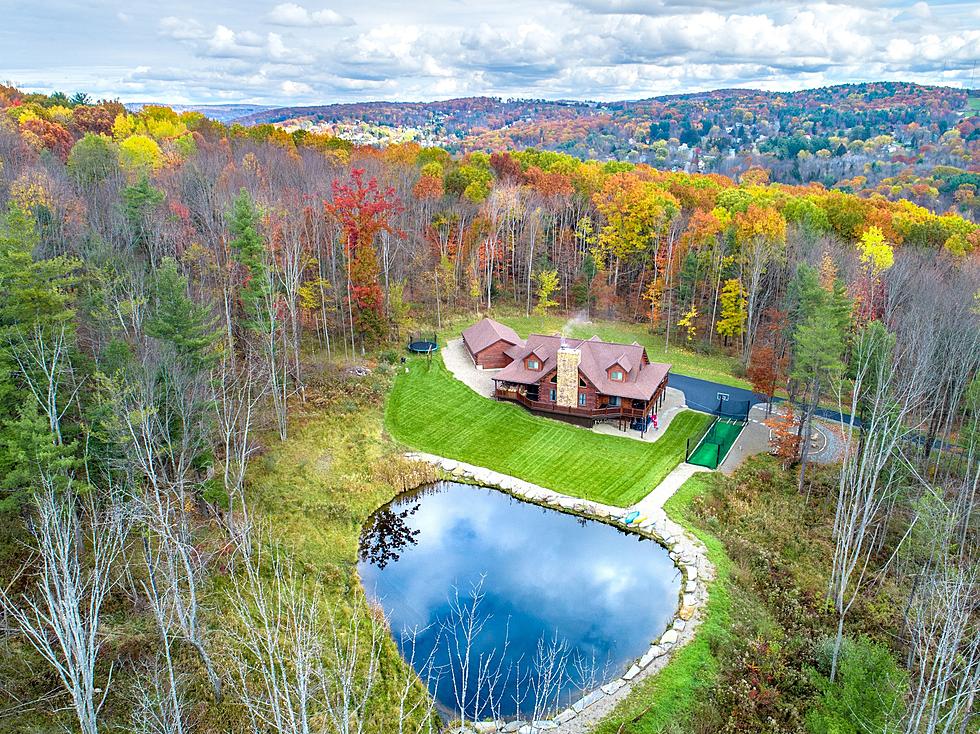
325,168,404,342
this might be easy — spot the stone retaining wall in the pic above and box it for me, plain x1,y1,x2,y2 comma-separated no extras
404,452,715,734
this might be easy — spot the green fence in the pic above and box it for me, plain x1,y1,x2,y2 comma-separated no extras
686,417,746,469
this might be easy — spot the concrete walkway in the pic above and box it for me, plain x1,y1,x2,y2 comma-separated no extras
630,463,710,516
405,451,714,734
718,404,771,474
590,386,687,444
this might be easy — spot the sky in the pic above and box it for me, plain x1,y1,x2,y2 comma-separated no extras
1,0,978,106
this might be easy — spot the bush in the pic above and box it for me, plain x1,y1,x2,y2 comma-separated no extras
201,478,229,510
807,637,907,734
379,349,400,365
712,637,814,732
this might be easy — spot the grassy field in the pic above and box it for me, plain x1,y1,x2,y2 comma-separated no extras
434,309,751,389
385,356,713,506
243,362,440,733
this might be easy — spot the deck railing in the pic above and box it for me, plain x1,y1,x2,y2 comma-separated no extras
495,388,646,420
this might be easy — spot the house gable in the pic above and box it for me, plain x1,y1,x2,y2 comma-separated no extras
524,350,545,371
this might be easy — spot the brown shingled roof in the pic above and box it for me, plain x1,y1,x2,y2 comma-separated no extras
492,334,670,400
462,318,523,355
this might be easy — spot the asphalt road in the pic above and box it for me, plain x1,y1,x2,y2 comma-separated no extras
668,372,862,427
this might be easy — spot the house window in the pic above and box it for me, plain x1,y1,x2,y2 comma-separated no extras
579,377,586,387
610,370,624,381
609,396,621,407
549,388,557,402
528,358,540,370
578,392,587,407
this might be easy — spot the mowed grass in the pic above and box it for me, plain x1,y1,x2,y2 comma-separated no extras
385,356,713,507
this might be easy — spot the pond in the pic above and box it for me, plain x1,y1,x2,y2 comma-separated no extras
357,481,680,721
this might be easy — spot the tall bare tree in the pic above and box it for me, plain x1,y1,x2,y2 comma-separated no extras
0,480,123,734
828,320,932,680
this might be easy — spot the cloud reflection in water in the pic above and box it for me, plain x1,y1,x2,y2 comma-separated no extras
358,482,680,718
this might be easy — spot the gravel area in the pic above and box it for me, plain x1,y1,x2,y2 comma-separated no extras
810,418,845,464
442,338,497,397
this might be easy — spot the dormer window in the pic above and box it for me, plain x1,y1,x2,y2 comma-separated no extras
610,369,624,381
527,358,540,370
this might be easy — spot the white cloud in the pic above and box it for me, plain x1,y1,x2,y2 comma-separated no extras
267,3,354,27
281,80,314,95
159,16,208,41
6,0,978,104
160,17,316,65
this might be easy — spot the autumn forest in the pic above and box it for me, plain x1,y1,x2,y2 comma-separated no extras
0,80,978,734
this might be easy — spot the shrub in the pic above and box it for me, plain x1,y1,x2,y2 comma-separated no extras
807,637,907,734
379,349,400,365
712,637,813,732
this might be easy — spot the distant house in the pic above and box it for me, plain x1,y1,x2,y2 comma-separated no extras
492,334,671,429
462,318,524,369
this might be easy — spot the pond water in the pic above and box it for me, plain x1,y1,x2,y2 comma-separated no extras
357,481,680,720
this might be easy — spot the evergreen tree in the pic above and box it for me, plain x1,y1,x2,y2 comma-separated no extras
146,257,218,368
0,204,81,509
228,189,272,333
121,176,164,256
791,273,850,489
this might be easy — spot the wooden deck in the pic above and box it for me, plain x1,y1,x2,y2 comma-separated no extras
494,387,649,421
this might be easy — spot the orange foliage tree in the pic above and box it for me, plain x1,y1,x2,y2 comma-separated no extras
765,404,801,468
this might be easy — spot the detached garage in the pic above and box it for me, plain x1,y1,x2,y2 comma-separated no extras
462,318,524,369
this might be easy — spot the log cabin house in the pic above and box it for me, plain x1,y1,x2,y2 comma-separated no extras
462,318,671,429
462,318,523,368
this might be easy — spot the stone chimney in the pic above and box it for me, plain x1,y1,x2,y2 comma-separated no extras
556,342,581,407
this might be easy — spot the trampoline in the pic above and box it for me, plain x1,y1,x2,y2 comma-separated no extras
407,332,439,354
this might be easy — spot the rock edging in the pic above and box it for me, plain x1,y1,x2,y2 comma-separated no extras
404,452,715,734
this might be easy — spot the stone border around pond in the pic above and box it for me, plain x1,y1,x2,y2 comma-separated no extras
403,452,715,734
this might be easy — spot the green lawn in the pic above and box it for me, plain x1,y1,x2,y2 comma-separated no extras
385,356,713,507
436,309,751,389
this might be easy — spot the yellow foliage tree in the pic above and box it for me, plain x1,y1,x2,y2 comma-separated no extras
716,278,746,341
10,170,54,212
593,173,679,266
735,204,787,246
533,269,560,315
858,226,894,275
119,135,163,177
678,305,698,342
